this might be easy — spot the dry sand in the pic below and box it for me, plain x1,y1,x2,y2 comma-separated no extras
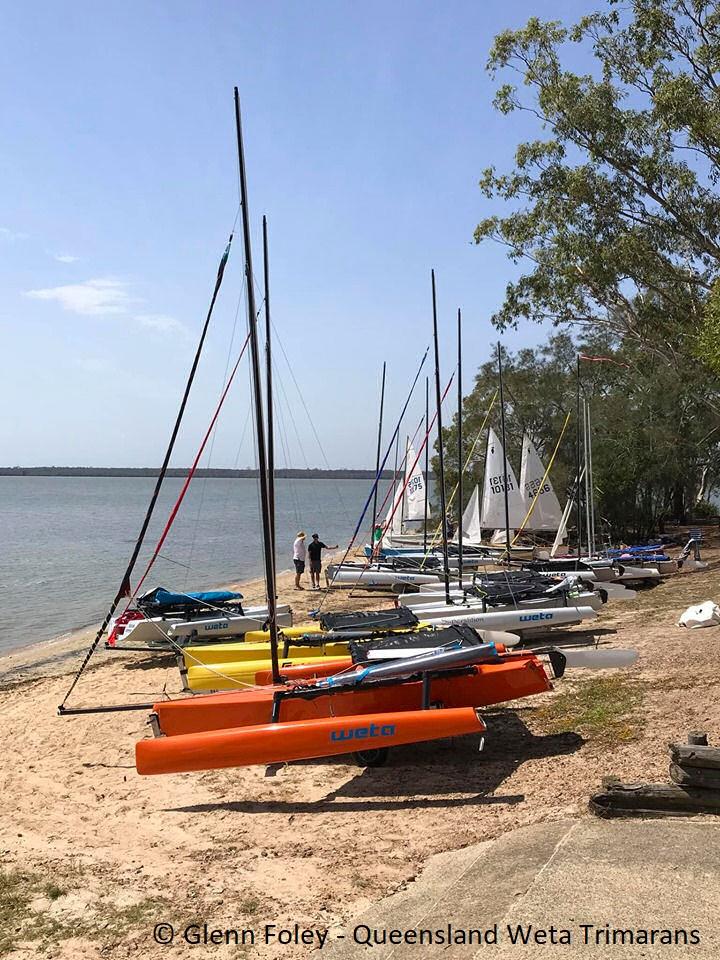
2,544,720,957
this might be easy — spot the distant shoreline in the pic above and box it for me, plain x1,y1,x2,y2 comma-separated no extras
0,467,392,479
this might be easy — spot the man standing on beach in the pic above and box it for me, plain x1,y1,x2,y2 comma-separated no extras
293,531,307,590
308,533,338,590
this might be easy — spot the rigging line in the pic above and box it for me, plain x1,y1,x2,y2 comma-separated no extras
189,401,256,589
138,611,262,691
131,329,253,602
372,414,425,523
373,412,432,524
315,346,430,612
270,318,355,522
420,390,498,562
497,410,569,542
185,273,250,587
361,373,455,576
271,365,304,526
58,233,235,712
270,355,328,529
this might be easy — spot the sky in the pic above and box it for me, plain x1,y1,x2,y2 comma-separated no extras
0,0,598,469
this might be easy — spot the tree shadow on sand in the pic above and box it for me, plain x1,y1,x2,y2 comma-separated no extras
165,710,583,815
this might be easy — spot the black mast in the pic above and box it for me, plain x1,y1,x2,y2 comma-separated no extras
497,343,511,562
423,376,429,553
58,234,233,713
575,355,583,566
370,361,387,549
457,308,463,588
234,87,280,686
262,215,276,591
432,270,451,604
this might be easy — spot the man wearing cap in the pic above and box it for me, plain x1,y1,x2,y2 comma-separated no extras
293,531,307,590
308,533,339,590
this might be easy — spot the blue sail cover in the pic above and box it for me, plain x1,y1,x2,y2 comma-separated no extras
140,587,243,608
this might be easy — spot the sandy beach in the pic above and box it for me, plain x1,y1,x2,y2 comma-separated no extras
2,547,720,958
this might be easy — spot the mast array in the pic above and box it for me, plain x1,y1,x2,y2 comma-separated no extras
456,309,463,587
234,87,280,686
497,343,512,561
431,270,451,604
370,362,387,547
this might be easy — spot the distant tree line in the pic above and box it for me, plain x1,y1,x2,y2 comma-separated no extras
0,467,392,480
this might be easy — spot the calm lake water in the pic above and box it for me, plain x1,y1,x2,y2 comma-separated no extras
0,476,374,653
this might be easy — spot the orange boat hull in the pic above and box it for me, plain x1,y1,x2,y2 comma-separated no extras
151,655,551,738
136,707,486,774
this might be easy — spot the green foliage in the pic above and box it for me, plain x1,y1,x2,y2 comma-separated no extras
476,1,720,388
437,332,720,541
692,498,718,519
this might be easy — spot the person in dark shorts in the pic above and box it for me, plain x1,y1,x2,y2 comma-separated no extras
307,533,338,590
293,531,306,590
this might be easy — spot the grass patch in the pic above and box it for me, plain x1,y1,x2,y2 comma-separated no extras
0,869,34,955
0,866,172,956
533,675,645,744
42,884,66,902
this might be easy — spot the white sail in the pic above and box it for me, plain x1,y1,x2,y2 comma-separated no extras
490,527,515,545
550,470,583,556
404,442,429,521
519,435,564,531
461,485,481,543
480,428,526,530
385,483,404,536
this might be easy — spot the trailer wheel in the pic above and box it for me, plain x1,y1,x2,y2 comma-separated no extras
354,747,390,767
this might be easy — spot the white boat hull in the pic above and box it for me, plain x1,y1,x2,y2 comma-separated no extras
328,568,441,587
407,604,598,633
402,590,603,612
116,604,292,645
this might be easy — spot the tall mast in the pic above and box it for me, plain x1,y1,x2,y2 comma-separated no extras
402,434,410,534
432,270,451,604
575,356,582,565
262,216,276,585
370,362,386,546
456,308,463,587
234,87,280,686
583,398,592,555
423,376,429,553
585,397,596,555
497,343,511,562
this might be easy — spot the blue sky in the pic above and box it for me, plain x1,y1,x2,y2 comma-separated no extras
0,0,597,469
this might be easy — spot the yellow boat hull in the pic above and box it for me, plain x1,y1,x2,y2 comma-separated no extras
182,621,429,691
185,654,351,691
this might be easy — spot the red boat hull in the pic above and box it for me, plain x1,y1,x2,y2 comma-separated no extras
150,655,551,738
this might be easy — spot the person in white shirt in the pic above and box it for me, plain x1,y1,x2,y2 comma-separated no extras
293,531,306,590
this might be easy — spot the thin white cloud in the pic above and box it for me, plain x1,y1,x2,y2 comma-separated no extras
135,313,187,335
0,226,29,242
53,253,80,263
25,278,139,316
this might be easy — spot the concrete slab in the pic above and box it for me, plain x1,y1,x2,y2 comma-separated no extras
323,818,720,960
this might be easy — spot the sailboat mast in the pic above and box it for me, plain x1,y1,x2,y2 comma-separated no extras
423,376,429,552
402,434,409,535
585,398,597,555
497,343,511,561
370,362,386,546
456,308,463,587
234,87,280,686
575,356,583,564
583,399,592,555
262,216,276,582
431,270,451,604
